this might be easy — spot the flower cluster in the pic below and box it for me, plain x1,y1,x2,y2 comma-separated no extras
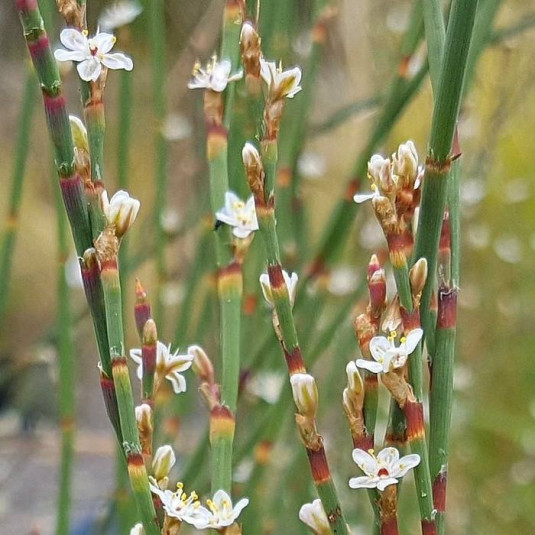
188,57,243,93
349,447,420,491
54,29,133,82
150,482,249,530
354,141,422,234
129,341,194,394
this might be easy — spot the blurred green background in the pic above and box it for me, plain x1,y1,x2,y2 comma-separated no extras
1,0,535,533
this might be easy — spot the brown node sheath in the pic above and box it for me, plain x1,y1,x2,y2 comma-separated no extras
437,288,457,329
100,374,121,438
421,519,437,535
439,211,451,252
353,434,374,451
16,0,38,11
135,280,152,340
306,447,330,485
433,470,447,513
210,404,236,440
400,307,421,332
283,345,306,374
404,400,425,441
425,155,451,175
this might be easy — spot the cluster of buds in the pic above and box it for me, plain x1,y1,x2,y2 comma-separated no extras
355,141,423,267
239,21,302,140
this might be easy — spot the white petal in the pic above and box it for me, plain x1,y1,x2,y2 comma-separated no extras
376,477,399,491
348,476,378,489
102,52,134,71
77,58,102,82
353,192,376,203
54,49,87,62
355,358,383,374
92,32,116,54
215,211,237,227
377,447,399,466
60,28,88,52
224,191,241,210
167,373,187,394
233,226,253,239
352,448,378,475
392,453,421,478
403,328,423,354
369,336,391,362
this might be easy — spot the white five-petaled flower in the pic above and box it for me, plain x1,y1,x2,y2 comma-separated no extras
100,189,140,237
349,447,421,491
259,270,299,307
188,58,243,92
99,1,143,31
54,29,133,82
260,59,302,98
216,191,259,238
129,341,194,394
187,489,249,530
355,328,423,374
299,499,331,535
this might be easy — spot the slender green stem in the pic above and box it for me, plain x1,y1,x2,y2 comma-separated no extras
54,165,75,535
413,0,478,352
147,0,169,329
0,70,36,327
100,255,160,535
422,0,445,90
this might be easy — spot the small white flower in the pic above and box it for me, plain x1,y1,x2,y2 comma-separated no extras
216,191,259,239
99,1,142,31
356,328,423,374
349,447,420,491
100,189,140,237
393,140,418,180
129,523,144,535
186,490,249,530
354,155,393,203
129,341,194,394
150,481,204,523
299,499,331,535
54,29,133,82
259,270,299,307
260,59,302,98
188,58,242,92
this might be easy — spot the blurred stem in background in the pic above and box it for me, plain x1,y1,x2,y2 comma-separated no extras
146,0,169,331
0,72,36,328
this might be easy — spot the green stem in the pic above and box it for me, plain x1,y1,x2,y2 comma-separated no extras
100,255,160,535
422,0,446,90
0,70,36,327
147,0,169,329
54,165,75,535
413,0,478,354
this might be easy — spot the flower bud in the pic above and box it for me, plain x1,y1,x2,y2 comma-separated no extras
69,115,88,151
259,270,299,307
394,140,418,183
101,189,140,238
152,444,176,481
346,361,364,397
189,344,214,385
299,499,331,535
129,523,144,535
242,142,264,200
409,257,428,298
135,403,152,431
290,373,318,418
240,22,261,80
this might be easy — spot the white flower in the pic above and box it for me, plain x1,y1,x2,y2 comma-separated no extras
54,29,133,82
129,341,194,394
299,499,331,535
260,59,302,98
259,270,299,307
349,447,420,491
129,523,144,535
393,140,418,180
186,490,249,530
355,328,423,374
100,189,140,237
354,155,393,203
99,1,142,31
216,191,259,238
188,58,242,92
150,481,204,523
